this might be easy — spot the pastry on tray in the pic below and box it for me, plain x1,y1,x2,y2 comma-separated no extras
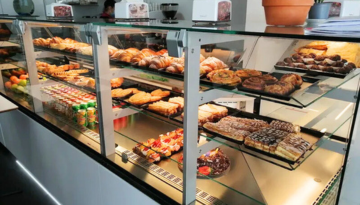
270,120,301,133
264,81,294,95
218,116,269,132
261,74,278,85
110,77,124,88
128,92,152,105
133,128,184,163
147,101,179,116
181,110,214,126
203,121,251,142
275,134,312,161
178,148,230,177
242,77,266,91
280,73,303,87
200,57,228,74
168,97,184,109
207,69,241,86
198,104,228,121
111,88,133,98
235,69,262,79
149,56,173,69
151,89,170,97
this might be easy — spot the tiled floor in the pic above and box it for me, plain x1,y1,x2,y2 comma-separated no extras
0,143,56,205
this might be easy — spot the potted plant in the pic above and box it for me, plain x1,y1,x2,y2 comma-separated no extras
262,0,314,26
308,0,332,19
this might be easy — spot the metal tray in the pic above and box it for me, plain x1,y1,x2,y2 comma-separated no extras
274,65,355,79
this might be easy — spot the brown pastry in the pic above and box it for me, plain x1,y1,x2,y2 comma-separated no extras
329,54,341,61
129,92,152,105
235,69,262,79
149,56,173,69
275,134,311,161
261,74,278,85
270,120,301,133
284,57,293,64
296,64,307,69
265,81,294,95
110,77,124,88
242,77,266,91
156,49,168,56
207,69,241,86
127,88,141,94
314,55,326,61
280,74,303,87
131,49,156,63
276,61,286,66
166,62,184,74
138,56,153,67
291,54,302,60
203,122,251,142
200,57,228,74
118,51,135,63
347,62,356,69
310,65,320,70
151,89,170,97
150,96,163,102
293,58,303,63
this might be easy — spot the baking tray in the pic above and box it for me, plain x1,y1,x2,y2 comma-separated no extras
203,111,323,165
274,65,355,79
236,72,320,101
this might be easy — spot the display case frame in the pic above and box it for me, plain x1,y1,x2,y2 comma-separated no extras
0,17,359,205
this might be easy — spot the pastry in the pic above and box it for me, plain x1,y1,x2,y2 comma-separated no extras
270,120,301,133
207,69,241,86
280,74,303,87
217,116,269,132
118,51,135,63
181,110,214,126
131,49,156,63
151,89,170,97
166,62,184,74
147,101,179,116
200,57,228,74
111,88,133,98
138,56,153,67
127,88,141,94
265,81,294,95
198,104,228,120
149,56,173,69
178,148,230,176
156,49,168,56
284,57,293,64
235,69,262,79
203,122,251,142
276,61,286,66
242,77,266,91
261,74,278,85
168,97,184,109
110,77,124,88
150,96,163,102
275,134,311,161
129,92,152,105
111,49,125,59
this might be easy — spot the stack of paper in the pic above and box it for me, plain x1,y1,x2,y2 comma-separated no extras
305,17,360,37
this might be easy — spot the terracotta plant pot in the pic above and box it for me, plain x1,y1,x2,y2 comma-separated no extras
262,0,314,26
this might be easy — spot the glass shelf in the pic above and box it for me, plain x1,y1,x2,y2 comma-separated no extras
198,110,352,171
33,45,360,109
113,111,266,205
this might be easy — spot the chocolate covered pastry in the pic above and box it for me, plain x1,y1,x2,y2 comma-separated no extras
203,122,251,142
275,134,311,161
270,120,301,133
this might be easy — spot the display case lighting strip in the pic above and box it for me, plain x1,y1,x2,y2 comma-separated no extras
115,147,226,205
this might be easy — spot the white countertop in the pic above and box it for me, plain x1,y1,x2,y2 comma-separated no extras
0,95,18,113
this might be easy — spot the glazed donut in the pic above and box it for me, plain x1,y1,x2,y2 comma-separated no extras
261,74,278,85
265,81,294,95
280,74,303,87
242,77,266,91
207,69,241,85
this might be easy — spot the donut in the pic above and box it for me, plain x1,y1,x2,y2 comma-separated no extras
280,74,303,87
207,69,241,86
261,74,278,85
242,77,266,91
276,61,286,66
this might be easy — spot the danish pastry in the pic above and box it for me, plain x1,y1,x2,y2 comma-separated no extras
242,77,266,91
261,74,278,85
151,89,170,97
280,74,303,87
265,81,294,95
129,92,152,105
207,69,241,86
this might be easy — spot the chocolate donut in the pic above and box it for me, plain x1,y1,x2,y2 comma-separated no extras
309,53,317,58
296,64,307,69
284,57,293,64
276,61,286,66
314,55,326,61
329,54,341,61
310,65,320,70
334,61,344,67
294,58,303,63
261,74,278,85
242,77,266,91
292,53,302,60
347,62,356,69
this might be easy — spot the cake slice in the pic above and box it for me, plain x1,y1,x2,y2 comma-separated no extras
203,122,250,142
199,104,228,120
275,134,311,161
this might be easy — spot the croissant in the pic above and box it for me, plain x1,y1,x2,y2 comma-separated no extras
166,62,184,73
118,51,135,63
149,56,173,69
131,49,156,63
108,45,118,56
156,49,168,56
111,49,125,59
200,57,228,74
49,36,64,44
63,38,77,44
125,48,140,55
138,56,153,67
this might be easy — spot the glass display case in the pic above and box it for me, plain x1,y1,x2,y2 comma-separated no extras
1,17,359,205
